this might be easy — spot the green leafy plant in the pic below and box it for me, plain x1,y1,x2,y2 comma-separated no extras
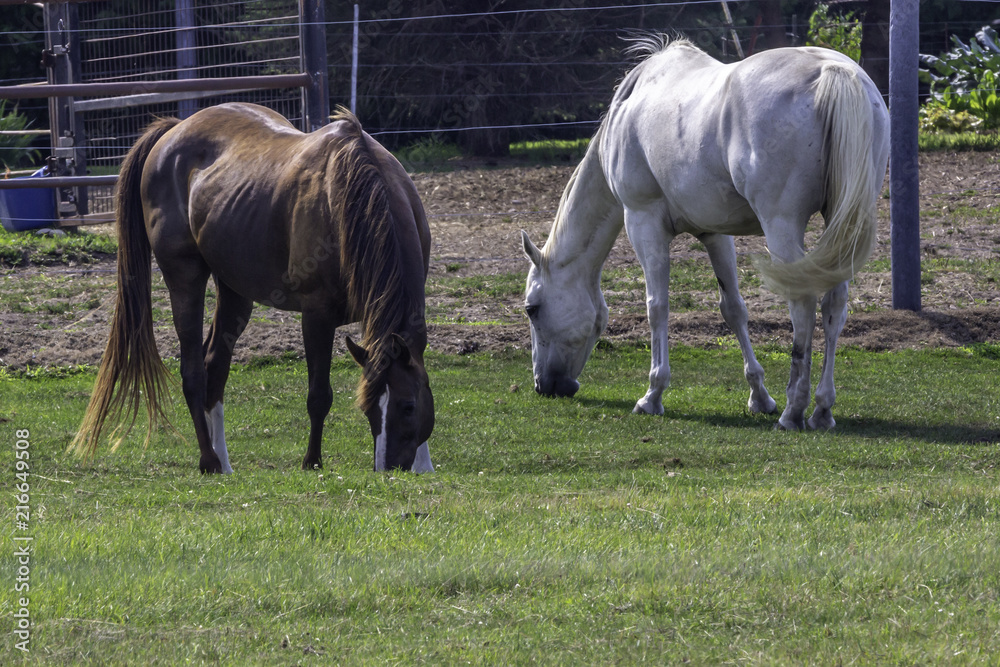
394,136,462,171
0,100,41,172
920,27,1000,130
806,3,861,62
919,99,982,133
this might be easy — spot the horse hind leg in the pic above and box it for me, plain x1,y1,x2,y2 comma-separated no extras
162,262,222,473
779,296,817,431
700,234,777,415
757,210,817,431
203,279,254,473
808,281,848,430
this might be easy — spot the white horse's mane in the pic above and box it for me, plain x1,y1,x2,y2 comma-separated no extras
545,34,699,258
621,33,696,61
608,33,699,116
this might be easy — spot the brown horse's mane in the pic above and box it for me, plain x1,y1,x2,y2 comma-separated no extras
327,108,414,413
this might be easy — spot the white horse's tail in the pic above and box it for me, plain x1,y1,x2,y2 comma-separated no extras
756,61,881,299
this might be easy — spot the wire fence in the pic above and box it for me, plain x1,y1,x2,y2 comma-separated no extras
0,2,996,171
331,1,992,135
74,0,303,216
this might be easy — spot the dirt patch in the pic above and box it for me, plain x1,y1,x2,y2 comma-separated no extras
1,151,998,370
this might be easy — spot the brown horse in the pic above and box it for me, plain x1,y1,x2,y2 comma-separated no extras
71,103,435,474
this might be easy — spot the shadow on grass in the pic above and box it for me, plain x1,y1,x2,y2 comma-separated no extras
575,396,1000,447
830,416,1000,448
572,397,637,413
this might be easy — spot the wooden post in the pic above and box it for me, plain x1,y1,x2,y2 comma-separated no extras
720,2,745,59
889,0,920,311
299,0,329,131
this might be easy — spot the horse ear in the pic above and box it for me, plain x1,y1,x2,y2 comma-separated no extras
521,230,542,268
345,336,368,367
390,333,412,364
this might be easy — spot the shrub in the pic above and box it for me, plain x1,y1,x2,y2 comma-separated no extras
919,100,982,134
920,27,1000,130
806,3,861,62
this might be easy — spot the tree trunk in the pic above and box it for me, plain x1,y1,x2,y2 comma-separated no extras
861,0,890,101
755,0,788,52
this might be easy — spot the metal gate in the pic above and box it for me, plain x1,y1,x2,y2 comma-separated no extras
0,0,328,228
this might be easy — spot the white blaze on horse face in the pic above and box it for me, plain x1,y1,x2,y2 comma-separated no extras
411,442,434,474
373,388,389,471
205,403,233,474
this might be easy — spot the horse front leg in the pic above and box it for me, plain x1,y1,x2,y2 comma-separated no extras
780,296,817,431
700,234,776,415
300,310,336,470
808,281,848,430
625,208,673,416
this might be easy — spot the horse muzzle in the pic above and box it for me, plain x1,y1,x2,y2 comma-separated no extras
534,374,580,398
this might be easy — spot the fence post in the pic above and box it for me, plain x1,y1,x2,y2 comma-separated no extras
175,0,197,119
43,2,87,222
351,4,359,114
888,0,920,311
299,0,329,132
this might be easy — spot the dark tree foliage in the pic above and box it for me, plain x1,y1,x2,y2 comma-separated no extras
0,6,48,131
2,1,998,158
326,0,820,155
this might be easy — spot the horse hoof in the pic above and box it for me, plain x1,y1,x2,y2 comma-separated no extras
807,414,836,430
302,460,322,471
749,397,778,415
774,417,805,431
632,400,664,416
200,456,223,474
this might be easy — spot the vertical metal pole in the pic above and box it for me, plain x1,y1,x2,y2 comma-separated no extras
351,4,359,114
889,0,920,311
176,0,197,119
299,0,329,132
43,3,86,223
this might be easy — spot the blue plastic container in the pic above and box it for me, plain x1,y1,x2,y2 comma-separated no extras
0,168,58,232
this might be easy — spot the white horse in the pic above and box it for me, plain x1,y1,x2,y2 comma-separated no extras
521,36,889,430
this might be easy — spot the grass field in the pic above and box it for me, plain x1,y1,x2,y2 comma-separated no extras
3,343,999,664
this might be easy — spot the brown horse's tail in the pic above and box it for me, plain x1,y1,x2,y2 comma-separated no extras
70,117,181,458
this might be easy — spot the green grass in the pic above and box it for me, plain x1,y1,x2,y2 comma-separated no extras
865,257,1000,297
2,344,1000,664
919,131,1000,152
429,271,526,300
394,134,999,169
601,259,763,312
509,139,590,163
0,268,113,318
0,227,116,267
394,137,464,172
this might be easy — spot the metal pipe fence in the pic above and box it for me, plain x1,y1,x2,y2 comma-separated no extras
0,0,325,228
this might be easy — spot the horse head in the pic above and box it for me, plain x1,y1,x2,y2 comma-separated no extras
347,334,434,472
521,231,609,398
